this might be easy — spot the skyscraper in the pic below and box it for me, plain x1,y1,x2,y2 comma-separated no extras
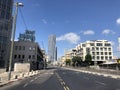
48,35,56,62
118,37,120,51
0,0,13,68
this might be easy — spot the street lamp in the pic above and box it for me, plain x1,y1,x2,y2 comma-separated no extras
8,2,23,80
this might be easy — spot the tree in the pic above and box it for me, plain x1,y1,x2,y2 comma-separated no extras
85,54,92,65
72,56,82,67
65,59,71,66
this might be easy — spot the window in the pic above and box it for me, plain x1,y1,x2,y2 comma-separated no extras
109,56,112,60
23,46,25,50
92,52,95,55
101,52,103,55
90,43,94,46
15,46,17,50
105,52,107,55
100,48,103,51
1,10,5,18
19,46,21,50
109,52,111,55
105,43,111,46
32,55,35,59
97,52,99,55
22,55,25,59
108,48,111,51
29,47,32,50
101,56,104,60
82,44,86,47
104,48,107,51
92,47,95,50
18,55,21,59
97,56,99,59
14,55,17,59
97,43,102,46
105,56,108,60
96,47,99,50
29,55,31,59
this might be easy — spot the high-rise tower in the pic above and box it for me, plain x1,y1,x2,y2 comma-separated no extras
118,37,120,51
48,35,56,62
0,0,13,68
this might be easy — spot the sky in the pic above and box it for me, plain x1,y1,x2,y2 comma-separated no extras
14,0,120,58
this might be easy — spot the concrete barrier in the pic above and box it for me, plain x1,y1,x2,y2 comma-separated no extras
0,70,40,86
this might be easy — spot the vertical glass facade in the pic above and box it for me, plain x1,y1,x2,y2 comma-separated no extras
0,0,13,68
48,35,56,62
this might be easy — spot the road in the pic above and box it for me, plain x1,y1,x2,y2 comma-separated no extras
0,67,120,90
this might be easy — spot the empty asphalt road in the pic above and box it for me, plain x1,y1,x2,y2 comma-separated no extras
0,67,120,90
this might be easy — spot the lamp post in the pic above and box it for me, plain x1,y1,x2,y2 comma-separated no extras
8,2,23,80
94,45,97,67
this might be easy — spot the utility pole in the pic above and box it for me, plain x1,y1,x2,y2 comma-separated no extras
8,2,23,80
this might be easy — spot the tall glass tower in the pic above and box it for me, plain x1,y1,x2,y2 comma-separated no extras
48,35,56,63
0,0,13,68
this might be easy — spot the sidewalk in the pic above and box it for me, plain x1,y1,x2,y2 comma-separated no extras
0,70,46,87
62,66,120,79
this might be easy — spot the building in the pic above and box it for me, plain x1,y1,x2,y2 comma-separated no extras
0,0,13,68
76,40,113,64
60,56,66,66
18,30,35,42
48,35,56,63
118,37,120,52
55,47,57,61
64,49,73,60
13,41,44,70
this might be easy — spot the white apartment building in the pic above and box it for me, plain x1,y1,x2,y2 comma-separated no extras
76,40,113,63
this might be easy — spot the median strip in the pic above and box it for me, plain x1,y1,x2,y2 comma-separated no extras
55,73,70,90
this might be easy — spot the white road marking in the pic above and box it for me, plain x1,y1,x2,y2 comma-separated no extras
30,79,34,82
63,86,67,90
35,77,38,80
23,83,28,87
66,86,70,90
95,81,106,86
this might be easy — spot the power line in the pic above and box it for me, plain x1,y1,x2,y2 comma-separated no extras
19,7,28,30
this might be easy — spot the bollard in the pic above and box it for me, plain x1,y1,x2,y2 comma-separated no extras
15,75,18,79
0,77,1,83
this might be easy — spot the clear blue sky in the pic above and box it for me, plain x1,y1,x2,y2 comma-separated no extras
14,0,120,58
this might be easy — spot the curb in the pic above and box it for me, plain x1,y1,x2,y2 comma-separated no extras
0,80,15,87
63,67,120,79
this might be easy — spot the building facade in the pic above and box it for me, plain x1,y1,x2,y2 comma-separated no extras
0,0,13,68
18,30,35,42
76,40,113,64
118,37,120,52
48,35,56,62
13,41,44,70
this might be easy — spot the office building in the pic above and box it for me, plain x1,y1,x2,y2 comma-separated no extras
48,35,56,62
0,0,13,68
118,37,120,51
18,30,35,42
13,41,44,70
76,40,113,64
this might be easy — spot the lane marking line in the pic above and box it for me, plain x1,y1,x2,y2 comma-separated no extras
63,86,67,90
61,81,65,85
23,83,28,87
35,77,38,80
95,81,106,86
30,79,34,83
66,86,70,90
